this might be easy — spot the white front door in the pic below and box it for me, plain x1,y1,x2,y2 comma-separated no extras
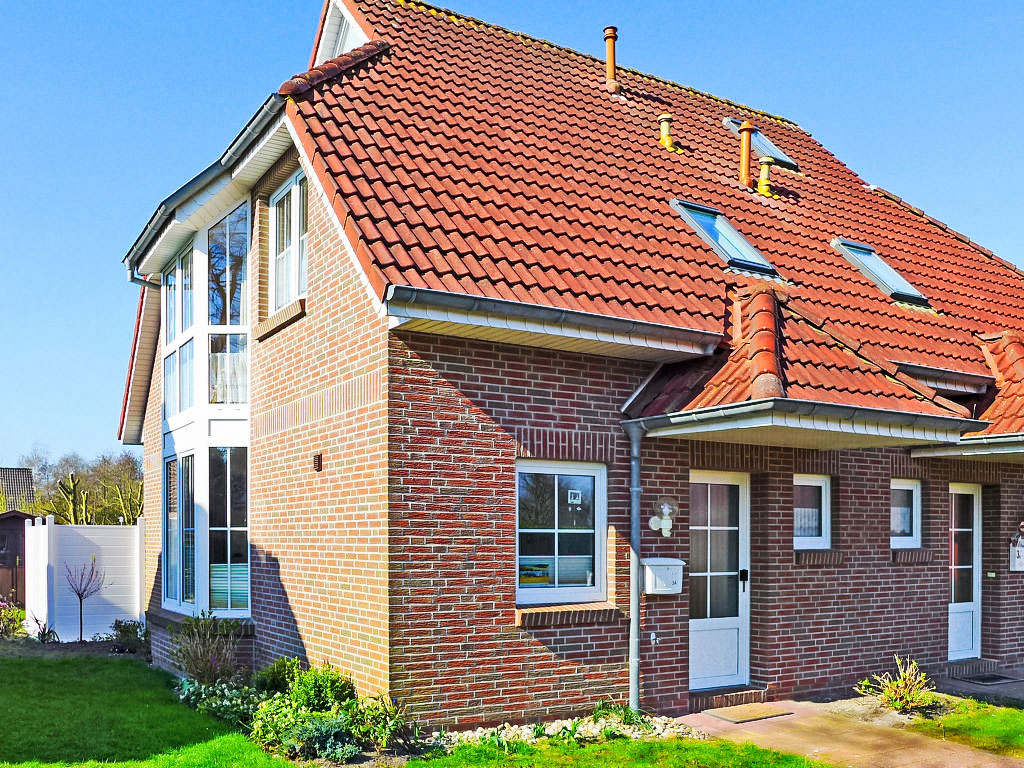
948,483,982,661
689,470,750,690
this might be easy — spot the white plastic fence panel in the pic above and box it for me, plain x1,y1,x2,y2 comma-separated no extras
22,516,145,642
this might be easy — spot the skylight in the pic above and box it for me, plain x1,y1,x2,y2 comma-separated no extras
831,238,928,306
671,199,777,276
723,117,799,172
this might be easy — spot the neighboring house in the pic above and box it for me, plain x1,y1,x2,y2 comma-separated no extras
118,0,1024,726
0,468,34,513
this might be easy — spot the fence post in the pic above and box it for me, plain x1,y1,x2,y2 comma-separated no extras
45,515,56,637
136,516,146,623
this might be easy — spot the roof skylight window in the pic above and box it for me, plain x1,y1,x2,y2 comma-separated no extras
831,238,928,306
671,199,777,276
723,117,799,172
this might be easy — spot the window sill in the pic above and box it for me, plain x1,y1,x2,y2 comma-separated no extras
891,548,933,565
514,602,620,628
146,606,255,636
794,549,843,566
254,299,306,341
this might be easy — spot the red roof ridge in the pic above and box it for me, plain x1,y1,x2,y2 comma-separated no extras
743,289,786,399
872,185,1024,281
385,0,798,128
279,39,390,97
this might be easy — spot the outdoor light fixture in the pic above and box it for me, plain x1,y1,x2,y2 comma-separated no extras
648,497,679,537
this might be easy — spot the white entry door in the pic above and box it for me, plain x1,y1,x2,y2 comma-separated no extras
689,470,750,690
948,483,982,661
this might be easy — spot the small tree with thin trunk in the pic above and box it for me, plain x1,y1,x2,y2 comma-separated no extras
65,556,104,641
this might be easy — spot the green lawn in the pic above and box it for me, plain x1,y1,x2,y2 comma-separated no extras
0,656,288,767
912,694,1024,758
412,738,832,767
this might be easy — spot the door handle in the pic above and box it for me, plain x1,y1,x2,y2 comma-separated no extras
739,569,749,592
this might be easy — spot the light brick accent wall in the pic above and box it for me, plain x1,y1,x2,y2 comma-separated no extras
141,282,164,654
247,149,391,695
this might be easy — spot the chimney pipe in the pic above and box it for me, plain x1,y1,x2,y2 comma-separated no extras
739,120,755,188
604,26,619,93
658,113,674,150
758,156,774,196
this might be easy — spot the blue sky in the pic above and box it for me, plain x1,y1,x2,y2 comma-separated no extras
1,0,1022,466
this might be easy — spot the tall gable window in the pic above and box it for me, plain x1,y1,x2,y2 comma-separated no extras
270,171,309,313
831,238,928,306
208,203,249,405
672,200,777,276
162,242,195,419
723,117,799,172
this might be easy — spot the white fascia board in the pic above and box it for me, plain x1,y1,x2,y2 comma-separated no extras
386,303,713,359
644,404,967,445
912,433,1024,459
282,114,385,316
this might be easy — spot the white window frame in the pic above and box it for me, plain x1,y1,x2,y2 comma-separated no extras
269,170,308,313
890,478,922,549
793,474,831,550
515,460,607,606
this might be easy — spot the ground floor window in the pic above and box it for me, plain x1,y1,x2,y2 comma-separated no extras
890,479,922,549
793,474,831,550
516,460,606,605
209,447,249,611
163,455,195,606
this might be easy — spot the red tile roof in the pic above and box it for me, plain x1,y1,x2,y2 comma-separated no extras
281,0,1024,397
975,332,1024,434
627,286,969,420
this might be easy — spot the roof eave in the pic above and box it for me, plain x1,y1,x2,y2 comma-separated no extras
911,432,1024,461
625,398,987,449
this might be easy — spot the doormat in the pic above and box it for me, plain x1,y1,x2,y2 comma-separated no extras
704,702,794,723
955,672,1024,686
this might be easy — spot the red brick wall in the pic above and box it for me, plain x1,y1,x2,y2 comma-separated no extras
247,148,391,694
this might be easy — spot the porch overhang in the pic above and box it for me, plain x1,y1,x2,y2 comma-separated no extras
384,286,722,363
911,433,1024,463
624,398,987,450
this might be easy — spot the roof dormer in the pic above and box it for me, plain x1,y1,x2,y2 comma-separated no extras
312,1,370,67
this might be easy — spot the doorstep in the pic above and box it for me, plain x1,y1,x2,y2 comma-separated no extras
689,684,767,713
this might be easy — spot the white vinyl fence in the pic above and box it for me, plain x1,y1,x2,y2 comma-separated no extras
24,515,145,642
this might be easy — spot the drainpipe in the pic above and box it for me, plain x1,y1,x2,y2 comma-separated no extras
623,420,645,711
125,262,160,288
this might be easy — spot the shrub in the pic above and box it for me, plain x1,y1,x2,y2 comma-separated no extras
103,619,149,654
253,657,301,694
283,713,362,762
169,610,242,684
251,693,312,747
0,598,25,639
175,678,267,728
854,654,935,712
289,664,356,712
343,694,416,753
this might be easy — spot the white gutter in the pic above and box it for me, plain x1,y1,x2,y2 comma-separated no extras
912,433,1024,459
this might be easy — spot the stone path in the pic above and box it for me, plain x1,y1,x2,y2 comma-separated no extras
679,699,1023,767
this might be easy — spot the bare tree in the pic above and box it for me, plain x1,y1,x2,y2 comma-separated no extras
65,556,105,641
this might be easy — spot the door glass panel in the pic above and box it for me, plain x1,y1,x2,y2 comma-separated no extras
689,575,708,619
952,531,973,566
953,495,974,529
952,568,973,603
709,575,739,618
710,484,739,527
710,530,739,572
689,530,708,573
691,483,708,526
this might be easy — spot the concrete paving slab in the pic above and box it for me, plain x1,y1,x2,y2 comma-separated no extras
704,702,794,723
679,699,1024,767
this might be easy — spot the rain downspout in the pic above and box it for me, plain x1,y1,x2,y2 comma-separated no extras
126,262,160,288
623,420,645,711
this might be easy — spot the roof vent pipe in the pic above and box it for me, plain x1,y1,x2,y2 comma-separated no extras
658,113,674,150
604,26,620,93
739,120,755,188
758,156,774,196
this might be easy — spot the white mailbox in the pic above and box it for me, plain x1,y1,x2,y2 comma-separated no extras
642,557,686,595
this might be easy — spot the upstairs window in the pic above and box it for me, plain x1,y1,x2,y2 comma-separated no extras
162,242,194,420
270,171,309,313
724,117,799,172
672,200,778,276
831,239,928,306
794,474,831,550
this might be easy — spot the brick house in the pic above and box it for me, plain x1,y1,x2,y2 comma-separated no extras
118,0,1024,726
